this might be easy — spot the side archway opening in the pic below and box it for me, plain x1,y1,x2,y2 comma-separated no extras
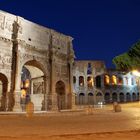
56,81,66,110
0,73,8,111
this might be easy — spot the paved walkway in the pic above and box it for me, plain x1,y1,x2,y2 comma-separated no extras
0,102,140,140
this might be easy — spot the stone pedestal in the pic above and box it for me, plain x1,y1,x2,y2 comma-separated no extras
71,93,76,109
51,94,58,111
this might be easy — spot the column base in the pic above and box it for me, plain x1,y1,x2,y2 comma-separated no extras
50,93,58,111
13,91,22,112
71,93,76,110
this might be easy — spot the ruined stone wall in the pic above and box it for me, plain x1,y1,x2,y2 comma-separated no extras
73,60,106,105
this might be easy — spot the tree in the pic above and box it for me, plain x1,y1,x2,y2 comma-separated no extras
113,40,140,70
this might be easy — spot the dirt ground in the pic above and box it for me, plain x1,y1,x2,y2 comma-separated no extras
1,102,140,140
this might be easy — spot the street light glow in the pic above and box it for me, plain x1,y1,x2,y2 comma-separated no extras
132,70,140,77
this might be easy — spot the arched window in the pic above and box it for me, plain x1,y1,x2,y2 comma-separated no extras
118,77,123,85
79,76,84,86
79,93,85,105
112,75,117,85
96,76,101,88
132,92,136,101
126,92,131,102
112,92,117,102
104,75,110,85
87,76,94,88
96,92,103,104
87,63,92,74
120,92,124,102
104,92,110,103
88,93,94,105
137,92,139,101
73,76,76,84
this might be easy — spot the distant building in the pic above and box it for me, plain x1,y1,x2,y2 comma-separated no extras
73,62,139,106
0,10,139,112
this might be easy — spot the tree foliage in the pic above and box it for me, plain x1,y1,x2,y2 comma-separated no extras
113,40,140,70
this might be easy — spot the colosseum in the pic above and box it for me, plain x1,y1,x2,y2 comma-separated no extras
0,10,139,112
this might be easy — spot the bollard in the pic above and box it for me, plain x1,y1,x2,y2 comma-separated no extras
85,105,93,115
115,104,121,112
26,101,34,118
113,102,118,111
113,102,121,112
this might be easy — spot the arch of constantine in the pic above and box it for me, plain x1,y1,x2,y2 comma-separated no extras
0,10,75,111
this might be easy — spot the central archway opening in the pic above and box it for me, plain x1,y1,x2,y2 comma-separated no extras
21,60,46,111
56,81,66,110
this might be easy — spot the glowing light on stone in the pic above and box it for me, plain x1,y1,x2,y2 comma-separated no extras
21,89,26,98
112,75,117,85
25,79,30,88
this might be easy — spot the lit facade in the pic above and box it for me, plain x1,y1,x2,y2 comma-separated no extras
0,10,75,111
73,62,139,105
0,11,139,112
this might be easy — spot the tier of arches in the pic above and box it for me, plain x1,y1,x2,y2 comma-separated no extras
76,92,139,105
104,92,139,103
76,92,103,105
73,76,101,88
73,74,137,89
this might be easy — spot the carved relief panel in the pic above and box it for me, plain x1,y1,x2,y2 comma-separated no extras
33,82,44,94
0,51,12,70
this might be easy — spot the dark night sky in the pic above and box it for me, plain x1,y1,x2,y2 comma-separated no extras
1,0,140,68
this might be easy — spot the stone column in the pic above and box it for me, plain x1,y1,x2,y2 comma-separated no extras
65,85,68,109
110,93,112,103
124,94,127,102
51,54,58,111
94,91,97,105
51,94,58,111
30,80,33,95
117,93,120,102
13,50,22,112
69,62,76,109
6,80,11,111
43,76,48,111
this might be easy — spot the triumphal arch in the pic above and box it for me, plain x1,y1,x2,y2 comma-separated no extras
0,10,75,112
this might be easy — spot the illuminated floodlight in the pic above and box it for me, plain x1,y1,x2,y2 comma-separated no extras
132,70,140,77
